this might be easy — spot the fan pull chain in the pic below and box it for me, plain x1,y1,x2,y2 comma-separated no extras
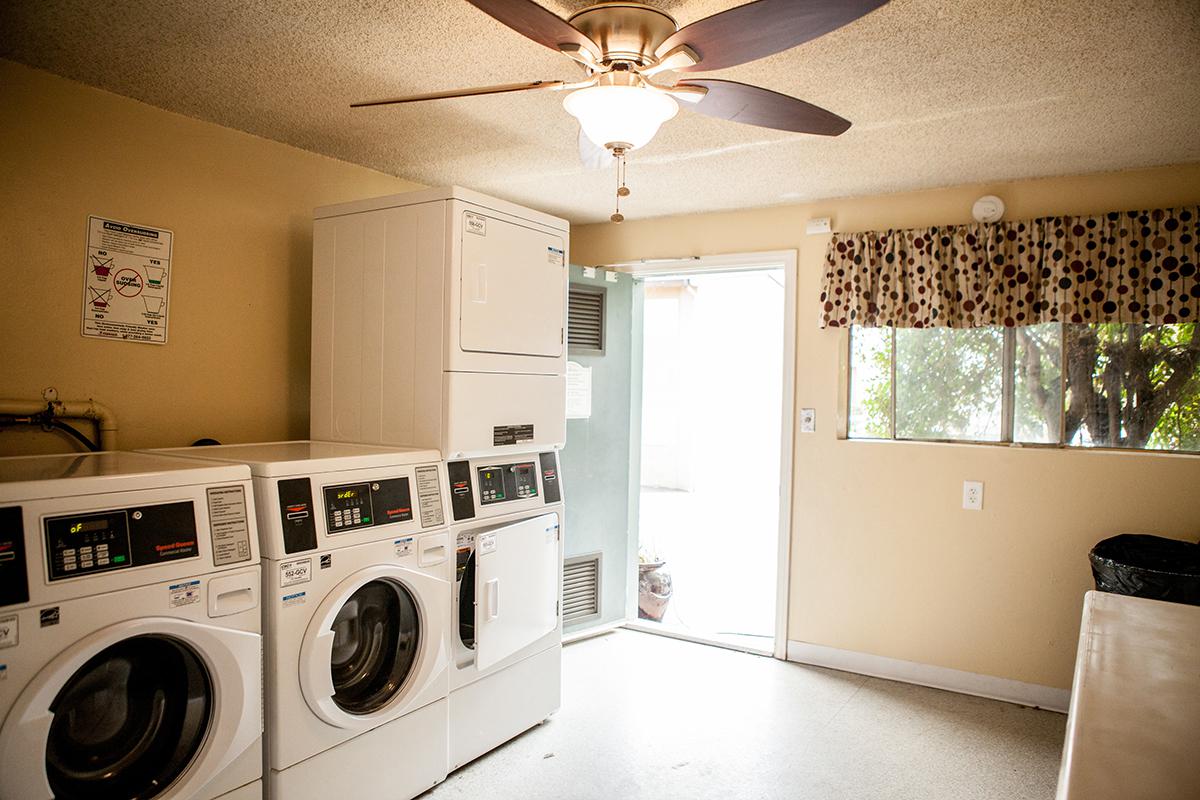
611,147,629,223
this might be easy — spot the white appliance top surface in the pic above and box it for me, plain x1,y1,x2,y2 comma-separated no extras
148,440,442,477
1056,590,1200,799
313,184,569,231
0,451,249,500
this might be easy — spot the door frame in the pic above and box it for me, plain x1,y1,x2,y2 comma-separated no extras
614,250,797,660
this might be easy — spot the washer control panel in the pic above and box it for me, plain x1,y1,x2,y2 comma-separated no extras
322,477,412,533
477,461,538,506
43,501,198,581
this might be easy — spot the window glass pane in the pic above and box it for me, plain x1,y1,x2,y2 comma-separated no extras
1014,324,1063,443
895,328,1004,441
849,326,892,438
1065,323,1200,451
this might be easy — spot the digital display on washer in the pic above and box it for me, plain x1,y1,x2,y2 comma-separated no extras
477,462,538,505
44,501,198,581
323,477,413,533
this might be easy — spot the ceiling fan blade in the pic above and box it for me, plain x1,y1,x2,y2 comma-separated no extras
351,80,564,108
657,0,889,73
678,79,851,136
464,0,600,59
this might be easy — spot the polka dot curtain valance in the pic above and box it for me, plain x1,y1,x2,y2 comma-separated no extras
819,207,1199,328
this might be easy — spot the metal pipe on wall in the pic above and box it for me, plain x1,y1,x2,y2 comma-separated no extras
0,397,119,451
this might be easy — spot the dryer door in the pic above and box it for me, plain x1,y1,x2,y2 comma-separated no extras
459,212,566,359
300,564,448,729
474,512,560,672
0,617,261,800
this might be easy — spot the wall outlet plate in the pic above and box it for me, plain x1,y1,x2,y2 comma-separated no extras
604,270,619,283
582,266,597,278
962,480,984,511
799,408,816,433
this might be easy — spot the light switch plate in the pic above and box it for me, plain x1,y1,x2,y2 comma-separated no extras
799,408,816,433
962,480,984,511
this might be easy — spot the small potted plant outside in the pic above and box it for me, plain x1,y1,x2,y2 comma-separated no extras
637,547,673,622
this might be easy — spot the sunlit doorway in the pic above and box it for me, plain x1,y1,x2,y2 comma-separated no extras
629,257,794,656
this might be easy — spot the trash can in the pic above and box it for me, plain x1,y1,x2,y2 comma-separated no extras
1089,534,1200,607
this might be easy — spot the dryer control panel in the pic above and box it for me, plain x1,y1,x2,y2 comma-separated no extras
477,462,538,506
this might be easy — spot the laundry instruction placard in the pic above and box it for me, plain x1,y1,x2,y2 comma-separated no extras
81,215,173,344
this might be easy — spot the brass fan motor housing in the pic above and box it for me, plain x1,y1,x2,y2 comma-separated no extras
568,2,679,67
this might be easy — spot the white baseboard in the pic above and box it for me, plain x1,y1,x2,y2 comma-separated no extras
562,619,624,645
786,640,1070,714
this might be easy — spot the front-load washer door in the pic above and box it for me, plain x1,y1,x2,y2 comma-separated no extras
474,512,560,672
300,564,448,730
0,618,262,800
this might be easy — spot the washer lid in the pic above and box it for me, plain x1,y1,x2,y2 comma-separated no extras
0,452,248,502
145,441,441,478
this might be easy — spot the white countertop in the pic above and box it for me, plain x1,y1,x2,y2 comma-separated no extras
1056,591,1200,799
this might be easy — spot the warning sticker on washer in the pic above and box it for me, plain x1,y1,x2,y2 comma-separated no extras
465,212,487,236
207,485,253,566
0,615,17,649
81,215,173,344
282,591,306,607
479,532,497,555
548,246,564,266
280,558,312,587
414,465,444,528
169,580,201,608
394,537,415,558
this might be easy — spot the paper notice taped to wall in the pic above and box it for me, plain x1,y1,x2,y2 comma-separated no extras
81,216,173,344
567,360,592,420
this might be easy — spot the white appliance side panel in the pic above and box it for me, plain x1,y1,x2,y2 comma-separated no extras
443,371,566,458
474,512,560,672
311,205,446,449
457,211,565,359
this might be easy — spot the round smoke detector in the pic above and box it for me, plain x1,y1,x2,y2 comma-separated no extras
972,195,1005,223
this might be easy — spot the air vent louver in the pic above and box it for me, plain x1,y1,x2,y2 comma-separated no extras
563,553,601,623
567,288,605,353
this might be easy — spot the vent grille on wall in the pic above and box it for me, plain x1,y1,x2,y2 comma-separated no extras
567,287,605,354
563,552,602,624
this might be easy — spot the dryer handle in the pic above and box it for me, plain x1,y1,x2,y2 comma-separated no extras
303,629,337,700
483,578,499,622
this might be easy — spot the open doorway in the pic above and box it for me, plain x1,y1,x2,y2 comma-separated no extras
627,254,796,656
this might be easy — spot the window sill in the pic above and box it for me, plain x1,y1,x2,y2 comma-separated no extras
838,435,1199,459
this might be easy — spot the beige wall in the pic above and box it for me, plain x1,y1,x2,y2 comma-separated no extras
573,164,1200,689
0,61,421,454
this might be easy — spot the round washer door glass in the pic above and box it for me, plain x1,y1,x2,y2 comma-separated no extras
330,578,421,714
46,635,212,800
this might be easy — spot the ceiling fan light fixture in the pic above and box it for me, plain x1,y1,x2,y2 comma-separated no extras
563,84,678,151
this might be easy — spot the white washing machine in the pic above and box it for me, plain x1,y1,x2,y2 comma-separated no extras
0,452,263,800
146,442,452,800
444,450,564,771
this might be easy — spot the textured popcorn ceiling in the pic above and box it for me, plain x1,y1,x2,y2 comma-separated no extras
3,1,1198,224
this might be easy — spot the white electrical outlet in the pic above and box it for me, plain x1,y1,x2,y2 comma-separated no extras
582,266,597,279
605,270,619,283
799,408,816,433
962,480,984,511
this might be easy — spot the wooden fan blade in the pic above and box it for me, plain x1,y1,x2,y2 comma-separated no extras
465,0,600,58
678,79,851,136
657,0,888,72
351,80,564,108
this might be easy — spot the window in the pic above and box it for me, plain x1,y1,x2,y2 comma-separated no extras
849,323,1200,452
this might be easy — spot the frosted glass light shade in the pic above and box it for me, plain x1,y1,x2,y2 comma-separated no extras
563,85,679,151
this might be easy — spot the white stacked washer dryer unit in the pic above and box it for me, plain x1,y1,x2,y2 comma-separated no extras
309,185,570,460
145,442,453,800
0,452,263,800
444,450,564,770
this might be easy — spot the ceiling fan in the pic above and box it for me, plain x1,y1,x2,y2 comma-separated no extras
353,0,889,220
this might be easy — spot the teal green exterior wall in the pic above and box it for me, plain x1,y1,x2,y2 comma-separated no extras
562,266,634,630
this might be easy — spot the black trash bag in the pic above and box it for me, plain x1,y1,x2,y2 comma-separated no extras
1089,534,1200,607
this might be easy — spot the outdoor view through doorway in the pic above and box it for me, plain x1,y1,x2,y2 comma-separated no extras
636,268,785,653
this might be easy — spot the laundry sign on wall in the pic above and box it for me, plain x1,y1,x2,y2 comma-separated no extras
81,215,173,344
